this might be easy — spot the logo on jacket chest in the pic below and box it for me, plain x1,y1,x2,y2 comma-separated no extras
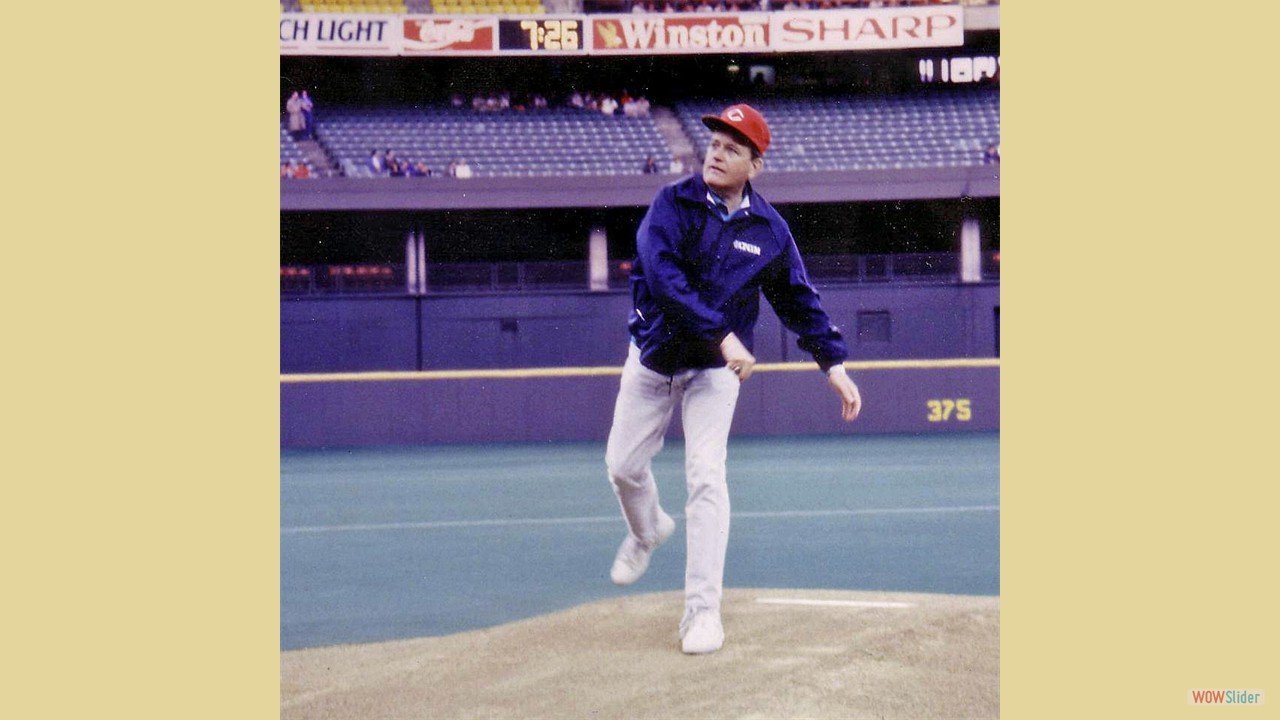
732,240,761,256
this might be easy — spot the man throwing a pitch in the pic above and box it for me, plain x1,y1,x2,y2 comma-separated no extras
605,103,862,655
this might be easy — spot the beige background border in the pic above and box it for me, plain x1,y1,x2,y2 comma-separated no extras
8,1,1278,717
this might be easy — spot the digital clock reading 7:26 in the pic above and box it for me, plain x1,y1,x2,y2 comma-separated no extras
498,19,581,52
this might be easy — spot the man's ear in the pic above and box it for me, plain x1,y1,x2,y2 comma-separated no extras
747,156,764,180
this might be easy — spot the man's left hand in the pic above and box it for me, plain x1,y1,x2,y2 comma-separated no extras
826,365,862,422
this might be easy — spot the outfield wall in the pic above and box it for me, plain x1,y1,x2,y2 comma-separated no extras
280,361,996,448
280,283,998,447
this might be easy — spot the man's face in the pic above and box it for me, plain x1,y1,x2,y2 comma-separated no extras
702,130,762,196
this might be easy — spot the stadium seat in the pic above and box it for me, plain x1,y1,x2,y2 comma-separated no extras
315,104,674,178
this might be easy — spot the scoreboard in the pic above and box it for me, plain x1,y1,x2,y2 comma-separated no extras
497,18,582,53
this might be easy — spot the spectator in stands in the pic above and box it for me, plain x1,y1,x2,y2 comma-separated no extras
292,161,311,179
410,160,432,177
984,142,1000,164
450,93,465,109
643,156,659,174
602,103,862,658
569,90,585,109
449,158,473,179
600,94,619,116
661,0,677,11
281,161,294,178
300,91,315,140
286,91,306,140
386,149,403,176
532,93,549,110
369,149,385,175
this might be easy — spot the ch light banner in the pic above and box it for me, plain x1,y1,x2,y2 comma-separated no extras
279,13,399,55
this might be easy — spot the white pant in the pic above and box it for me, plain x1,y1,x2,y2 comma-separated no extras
606,344,740,614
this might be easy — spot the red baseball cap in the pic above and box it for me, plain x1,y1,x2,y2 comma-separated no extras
702,103,771,156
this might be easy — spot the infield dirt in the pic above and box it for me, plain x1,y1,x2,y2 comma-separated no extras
282,588,998,719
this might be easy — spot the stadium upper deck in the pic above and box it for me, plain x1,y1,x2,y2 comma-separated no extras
279,3,998,205
281,89,997,179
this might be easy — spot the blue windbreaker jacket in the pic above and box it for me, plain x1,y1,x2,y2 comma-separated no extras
628,174,849,376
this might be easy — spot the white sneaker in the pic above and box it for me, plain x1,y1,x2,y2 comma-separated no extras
680,609,724,655
610,510,676,586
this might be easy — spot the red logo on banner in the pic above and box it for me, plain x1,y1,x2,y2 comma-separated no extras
404,19,494,51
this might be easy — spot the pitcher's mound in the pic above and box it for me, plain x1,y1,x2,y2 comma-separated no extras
282,588,998,719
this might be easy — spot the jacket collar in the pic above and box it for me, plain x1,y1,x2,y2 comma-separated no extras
673,173,779,226
673,173,711,204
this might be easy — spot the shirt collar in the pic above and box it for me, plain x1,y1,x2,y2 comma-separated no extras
706,185,752,221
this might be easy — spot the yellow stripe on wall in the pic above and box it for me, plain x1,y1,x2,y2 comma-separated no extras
280,358,1000,384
